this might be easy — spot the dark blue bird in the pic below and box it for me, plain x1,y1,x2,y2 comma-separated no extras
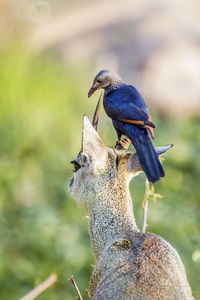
88,70,165,183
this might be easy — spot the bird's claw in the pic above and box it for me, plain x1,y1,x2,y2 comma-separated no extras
115,137,131,152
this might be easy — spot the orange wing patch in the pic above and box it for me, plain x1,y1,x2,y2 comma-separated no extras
147,113,154,139
118,112,154,140
118,119,145,126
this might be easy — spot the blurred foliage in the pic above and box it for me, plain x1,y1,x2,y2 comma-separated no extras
0,43,200,300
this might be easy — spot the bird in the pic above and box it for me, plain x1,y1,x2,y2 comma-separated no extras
88,69,165,183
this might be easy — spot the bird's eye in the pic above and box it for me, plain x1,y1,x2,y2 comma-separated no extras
97,78,102,83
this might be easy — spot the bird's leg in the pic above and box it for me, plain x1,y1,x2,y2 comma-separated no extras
115,135,123,147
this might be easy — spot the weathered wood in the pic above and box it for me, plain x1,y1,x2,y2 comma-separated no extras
69,116,193,300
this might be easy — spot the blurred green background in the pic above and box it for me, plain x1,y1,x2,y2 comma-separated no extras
0,1,200,299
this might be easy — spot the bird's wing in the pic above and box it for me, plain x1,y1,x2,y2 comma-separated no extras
117,104,155,139
105,85,155,138
117,101,148,121
107,85,149,121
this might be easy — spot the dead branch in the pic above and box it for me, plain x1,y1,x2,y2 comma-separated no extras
19,273,57,300
92,93,103,130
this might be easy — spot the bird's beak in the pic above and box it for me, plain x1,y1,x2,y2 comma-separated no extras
88,83,98,97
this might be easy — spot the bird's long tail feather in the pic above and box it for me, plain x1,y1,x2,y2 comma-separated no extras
129,127,165,183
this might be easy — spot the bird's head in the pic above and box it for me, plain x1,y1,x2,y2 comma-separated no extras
88,69,121,97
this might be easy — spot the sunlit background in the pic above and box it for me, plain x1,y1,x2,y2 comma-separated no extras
0,0,200,299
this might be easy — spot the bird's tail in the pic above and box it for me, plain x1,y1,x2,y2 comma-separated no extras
129,127,165,183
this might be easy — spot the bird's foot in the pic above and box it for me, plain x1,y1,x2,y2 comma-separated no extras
115,137,131,152
115,137,123,148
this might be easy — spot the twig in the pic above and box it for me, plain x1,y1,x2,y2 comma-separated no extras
69,275,83,300
142,198,149,233
19,273,57,300
92,92,103,130
142,178,150,233
85,288,91,298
